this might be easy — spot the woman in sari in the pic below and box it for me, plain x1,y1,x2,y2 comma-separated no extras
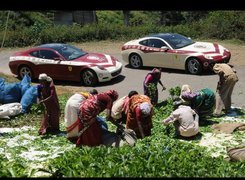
181,87,215,119
143,68,166,105
64,89,98,141
37,73,60,135
76,90,119,147
126,93,153,138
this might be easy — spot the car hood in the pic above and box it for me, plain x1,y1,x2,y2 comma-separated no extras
73,53,117,67
180,42,226,54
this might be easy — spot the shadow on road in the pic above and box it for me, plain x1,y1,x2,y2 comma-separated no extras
31,75,126,87
124,64,216,76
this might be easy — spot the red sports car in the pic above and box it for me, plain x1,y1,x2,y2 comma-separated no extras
9,43,123,86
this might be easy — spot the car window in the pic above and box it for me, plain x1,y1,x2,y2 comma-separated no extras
139,40,148,46
139,39,167,48
30,50,41,58
58,45,87,60
150,39,167,48
40,50,60,60
164,34,194,49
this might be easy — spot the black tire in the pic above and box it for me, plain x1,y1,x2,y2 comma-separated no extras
186,58,202,75
81,69,98,87
129,53,143,69
18,65,33,79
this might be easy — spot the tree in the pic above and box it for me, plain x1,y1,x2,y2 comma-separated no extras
123,11,130,26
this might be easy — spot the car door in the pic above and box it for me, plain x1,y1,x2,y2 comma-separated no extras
37,50,66,79
141,39,174,68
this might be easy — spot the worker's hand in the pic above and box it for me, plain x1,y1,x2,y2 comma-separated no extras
162,86,166,91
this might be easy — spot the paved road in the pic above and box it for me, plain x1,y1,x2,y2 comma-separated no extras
0,50,244,109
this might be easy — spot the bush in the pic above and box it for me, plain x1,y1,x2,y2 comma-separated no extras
0,11,244,48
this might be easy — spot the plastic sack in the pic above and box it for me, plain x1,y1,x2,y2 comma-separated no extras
20,85,38,113
20,75,31,96
227,144,245,161
1,83,21,104
0,103,22,119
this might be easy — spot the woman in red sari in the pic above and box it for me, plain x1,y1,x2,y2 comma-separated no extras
126,93,153,138
37,73,61,135
76,90,119,147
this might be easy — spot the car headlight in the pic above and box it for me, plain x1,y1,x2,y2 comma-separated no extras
204,55,214,60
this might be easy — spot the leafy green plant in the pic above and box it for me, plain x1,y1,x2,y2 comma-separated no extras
1,77,245,177
147,83,157,102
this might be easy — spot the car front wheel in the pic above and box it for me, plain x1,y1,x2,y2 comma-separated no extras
81,69,98,87
18,66,33,79
129,53,142,69
186,58,202,75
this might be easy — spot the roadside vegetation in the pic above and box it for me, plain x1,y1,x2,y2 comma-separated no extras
0,11,244,47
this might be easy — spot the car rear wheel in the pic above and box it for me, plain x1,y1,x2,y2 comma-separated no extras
18,66,33,79
81,69,98,87
186,58,202,75
129,53,142,69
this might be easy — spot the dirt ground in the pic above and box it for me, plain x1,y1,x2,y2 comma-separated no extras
55,40,245,95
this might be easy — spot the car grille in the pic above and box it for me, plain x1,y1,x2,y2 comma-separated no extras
111,67,122,77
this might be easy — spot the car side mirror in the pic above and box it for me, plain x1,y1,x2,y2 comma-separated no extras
54,57,62,61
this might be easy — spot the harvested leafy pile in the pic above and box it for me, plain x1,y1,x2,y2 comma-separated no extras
0,88,245,177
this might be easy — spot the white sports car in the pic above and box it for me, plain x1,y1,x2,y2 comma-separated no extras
121,33,231,74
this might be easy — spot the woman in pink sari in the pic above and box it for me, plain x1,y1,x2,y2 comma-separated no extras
37,73,61,135
143,68,166,105
76,90,118,147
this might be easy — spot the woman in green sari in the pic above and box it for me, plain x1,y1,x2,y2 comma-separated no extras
181,88,215,119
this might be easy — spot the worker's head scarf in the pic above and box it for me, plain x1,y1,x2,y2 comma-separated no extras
140,102,152,117
181,91,198,101
106,90,119,101
181,84,192,94
151,68,161,79
38,73,52,84
213,63,222,74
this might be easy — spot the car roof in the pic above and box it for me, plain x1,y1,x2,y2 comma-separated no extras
145,33,178,39
38,43,67,51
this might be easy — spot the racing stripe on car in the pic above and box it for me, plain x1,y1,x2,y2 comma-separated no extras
9,55,116,67
9,56,59,64
122,45,197,54
123,44,222,56
203,43,220,54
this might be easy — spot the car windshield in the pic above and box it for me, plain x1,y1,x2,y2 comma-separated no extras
58,44,87,60
163,34,195,49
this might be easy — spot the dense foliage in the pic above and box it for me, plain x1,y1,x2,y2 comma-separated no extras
0,11,244,47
